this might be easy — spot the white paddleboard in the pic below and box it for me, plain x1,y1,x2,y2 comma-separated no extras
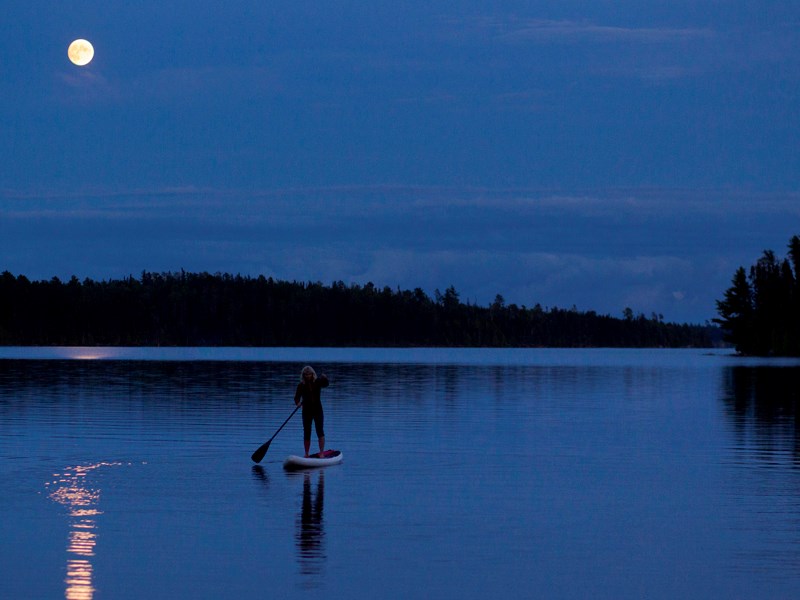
283,449,343,471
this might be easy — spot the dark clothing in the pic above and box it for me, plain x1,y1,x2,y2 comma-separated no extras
294,375,328,412
302,409,325,442
295,375,329,441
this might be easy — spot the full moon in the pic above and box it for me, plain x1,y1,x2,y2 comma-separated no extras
67,39,94,66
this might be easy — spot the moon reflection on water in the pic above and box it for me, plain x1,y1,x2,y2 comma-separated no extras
47,463,121,600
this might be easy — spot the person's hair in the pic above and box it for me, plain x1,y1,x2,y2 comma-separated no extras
301,366,317,382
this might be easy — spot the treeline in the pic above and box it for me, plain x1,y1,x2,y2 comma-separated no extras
715,234,800,356
0,270,715,347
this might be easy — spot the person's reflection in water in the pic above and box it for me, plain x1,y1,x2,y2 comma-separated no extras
296,470,326,580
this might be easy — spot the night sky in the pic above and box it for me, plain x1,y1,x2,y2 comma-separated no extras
3,2,799,323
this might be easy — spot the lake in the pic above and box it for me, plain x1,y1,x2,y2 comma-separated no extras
2,347,800,599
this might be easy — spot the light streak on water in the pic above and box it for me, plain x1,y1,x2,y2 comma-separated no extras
47,462,121,600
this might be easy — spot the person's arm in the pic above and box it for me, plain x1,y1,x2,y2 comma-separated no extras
318,374,329,388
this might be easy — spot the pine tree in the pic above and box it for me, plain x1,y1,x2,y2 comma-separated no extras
714,267,754,352
715,235,800,356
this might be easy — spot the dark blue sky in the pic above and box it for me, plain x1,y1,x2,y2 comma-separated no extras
2,2,799,323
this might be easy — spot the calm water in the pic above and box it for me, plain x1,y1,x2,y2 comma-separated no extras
2,347,800,599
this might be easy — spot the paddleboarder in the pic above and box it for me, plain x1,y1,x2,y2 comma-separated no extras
295,366,329,457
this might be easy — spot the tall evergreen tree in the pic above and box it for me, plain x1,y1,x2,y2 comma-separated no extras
714,266,754,351
786,235,800,355
715,235,800,356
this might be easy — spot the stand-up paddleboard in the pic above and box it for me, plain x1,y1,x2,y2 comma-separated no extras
283,449,343,471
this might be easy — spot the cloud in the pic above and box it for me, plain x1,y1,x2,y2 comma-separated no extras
446,16,714,44
327,247,701,320
50,64,282,108
3,185,797,323
496,19,715,45
5,185,799,229
442,15,800,84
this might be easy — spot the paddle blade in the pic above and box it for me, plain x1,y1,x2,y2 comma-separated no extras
251,440,271,463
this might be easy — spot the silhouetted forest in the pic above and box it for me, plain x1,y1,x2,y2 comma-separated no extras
715,234,800,356
0,270,716,347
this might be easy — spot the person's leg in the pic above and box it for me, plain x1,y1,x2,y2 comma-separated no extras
315,410,325,454
303,411,312,457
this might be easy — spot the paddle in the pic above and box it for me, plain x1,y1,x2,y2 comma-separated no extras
251,403,302,463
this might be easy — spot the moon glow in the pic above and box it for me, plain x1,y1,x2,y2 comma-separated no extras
67,39,94,66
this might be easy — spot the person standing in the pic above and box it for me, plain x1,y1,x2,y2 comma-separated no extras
295,366,329,457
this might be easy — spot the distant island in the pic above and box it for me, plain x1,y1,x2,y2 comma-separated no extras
715,234,800,356
0,270,717,348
